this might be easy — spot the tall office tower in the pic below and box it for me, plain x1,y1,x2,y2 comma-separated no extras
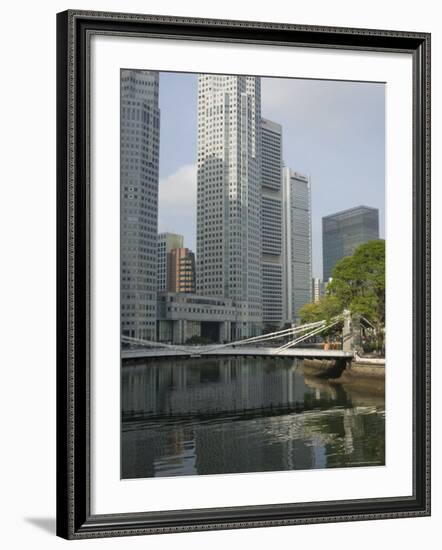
157,232,184,291
121,69,160,340
196,74,263,339
322,205,379,280
261,118,284,329
168,247,196,293
311,277,324,303
283,169,312,323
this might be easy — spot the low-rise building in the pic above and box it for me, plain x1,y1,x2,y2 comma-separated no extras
157,292,236,344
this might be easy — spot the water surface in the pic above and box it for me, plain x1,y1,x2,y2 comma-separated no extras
121,357,385,478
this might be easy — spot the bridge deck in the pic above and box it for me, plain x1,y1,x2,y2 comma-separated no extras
122,346,353,360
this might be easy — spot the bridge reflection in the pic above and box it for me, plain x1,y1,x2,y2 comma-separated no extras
121,357,385,478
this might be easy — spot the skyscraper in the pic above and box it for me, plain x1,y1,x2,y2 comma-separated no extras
311,277,333,303
322,205,379,280
120,69,160,340
168,247,196,293
283,169,312,323
261,118,284,328
157,232,184,292
311,277,325,303
196,74,263,339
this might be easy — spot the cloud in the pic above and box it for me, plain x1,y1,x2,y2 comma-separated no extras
158,164,197,250
159,163,197,209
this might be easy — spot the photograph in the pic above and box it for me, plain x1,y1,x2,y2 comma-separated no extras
54,8,431,540
120,69,386,479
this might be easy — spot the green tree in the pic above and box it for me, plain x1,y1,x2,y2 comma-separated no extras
299,295,342,341
327,239,385,349
299,240,385,350
299,295,341,324
328,240,385,321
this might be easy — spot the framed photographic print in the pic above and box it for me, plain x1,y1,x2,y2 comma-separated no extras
56,10,431,539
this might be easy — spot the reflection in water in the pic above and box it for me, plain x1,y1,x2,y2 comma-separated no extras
121,357,385,479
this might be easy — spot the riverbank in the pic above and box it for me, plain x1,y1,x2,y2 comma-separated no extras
302,355,385,381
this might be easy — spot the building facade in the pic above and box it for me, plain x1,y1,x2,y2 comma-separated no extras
168,247,196,293
283,168,312,323
322,205,379,281
311,277,333,303
311,277,324,303
196,74,263,339
157,232,184,292
157,292,235,344
121,69,160,340
261,118,284,329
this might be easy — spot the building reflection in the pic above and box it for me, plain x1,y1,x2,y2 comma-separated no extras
121,357,385,479
122,357,348,418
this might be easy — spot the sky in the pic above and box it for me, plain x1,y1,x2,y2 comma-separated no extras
157,72,385,279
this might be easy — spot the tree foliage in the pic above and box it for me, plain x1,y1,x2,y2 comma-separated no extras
299,295,341,324
327,239,385,328
299,295,342,340
299,240,385,346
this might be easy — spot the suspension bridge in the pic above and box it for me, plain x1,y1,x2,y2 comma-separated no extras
121,314,357,360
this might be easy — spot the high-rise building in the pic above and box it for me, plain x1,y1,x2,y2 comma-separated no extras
261,118,284,329
283,169,312,323
322,205,379,280
157,232,184,292
311,277,324,303
311,277,321,303
168,247,196,293
196,74,263,339
311,277,333,302
120,69,160,340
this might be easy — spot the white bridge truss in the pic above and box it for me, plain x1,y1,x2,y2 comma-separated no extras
121,315,345,357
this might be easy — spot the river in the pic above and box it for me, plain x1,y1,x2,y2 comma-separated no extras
121,356,385,479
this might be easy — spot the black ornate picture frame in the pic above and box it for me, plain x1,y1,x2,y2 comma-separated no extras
56,9,431,539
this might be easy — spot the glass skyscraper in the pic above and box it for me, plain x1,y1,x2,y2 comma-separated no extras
322,205,379,280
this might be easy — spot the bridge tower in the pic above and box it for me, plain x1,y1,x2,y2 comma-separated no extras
342,309,362,353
